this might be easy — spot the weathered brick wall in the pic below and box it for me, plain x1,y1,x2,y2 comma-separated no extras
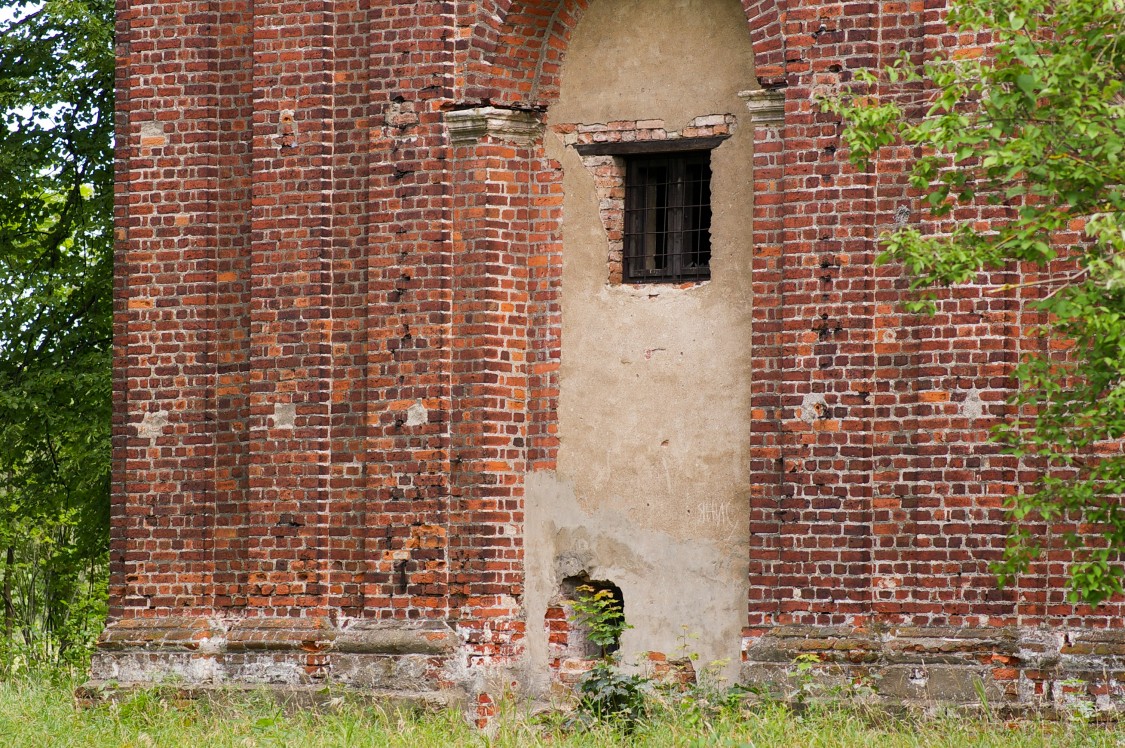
738,0,1125,706
104,0,1125,711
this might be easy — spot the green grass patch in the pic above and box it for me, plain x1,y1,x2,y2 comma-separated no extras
1,677,1124,747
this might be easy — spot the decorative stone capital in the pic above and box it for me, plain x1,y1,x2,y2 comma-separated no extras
445,106,544,146
738,89,786,125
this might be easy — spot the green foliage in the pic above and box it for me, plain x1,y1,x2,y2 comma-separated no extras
2,677,1124,747
567,585,648,730
659,663,754,735
825,0,1125,606
574,661,651,733
0,0,114,671
1058,677,1098,724
789,653,824,708
779,654,882,717
567,585,631,658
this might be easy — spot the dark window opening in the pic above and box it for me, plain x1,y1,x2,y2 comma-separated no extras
624,152,712,283
559,573,626,657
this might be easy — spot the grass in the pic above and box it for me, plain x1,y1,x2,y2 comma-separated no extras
0,677,1124,747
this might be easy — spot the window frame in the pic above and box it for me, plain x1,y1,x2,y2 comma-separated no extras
621,151,712,284
574,136,726,285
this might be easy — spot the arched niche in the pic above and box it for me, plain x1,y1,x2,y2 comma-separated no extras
521,0,760,687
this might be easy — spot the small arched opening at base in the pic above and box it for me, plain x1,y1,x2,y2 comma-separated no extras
545,573,626,681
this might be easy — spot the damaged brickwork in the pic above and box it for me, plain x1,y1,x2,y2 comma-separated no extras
107,0,1125,717
742,626,1125,715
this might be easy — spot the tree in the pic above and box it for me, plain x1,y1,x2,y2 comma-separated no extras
0,0,114,671
827,0,1125,605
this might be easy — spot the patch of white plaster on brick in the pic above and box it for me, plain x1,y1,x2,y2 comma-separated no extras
961,388,984,420
138,121,166,146
801,393,827,424
406,400,428,427
138,410,169,439
273,402,296,429
688,113,733,128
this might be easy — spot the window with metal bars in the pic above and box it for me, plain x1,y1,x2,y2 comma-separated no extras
623,153,712,283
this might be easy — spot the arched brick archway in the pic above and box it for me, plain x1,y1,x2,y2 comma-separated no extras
460,0,588,106
459,0,788,107
448,0,797,645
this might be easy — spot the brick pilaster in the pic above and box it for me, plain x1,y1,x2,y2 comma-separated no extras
362,2,457,620
114,0,229,616
445,107,542,661
241,0,337,616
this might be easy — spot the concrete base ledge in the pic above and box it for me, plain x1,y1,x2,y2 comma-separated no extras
92,619,1125,716
90,618,461,693
741,625,1125,715
96,617,457,654
76,681,465,713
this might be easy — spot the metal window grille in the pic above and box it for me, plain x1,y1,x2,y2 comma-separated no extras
623,152,712,283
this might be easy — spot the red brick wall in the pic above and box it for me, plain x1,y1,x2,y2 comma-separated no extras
109,0,1123,700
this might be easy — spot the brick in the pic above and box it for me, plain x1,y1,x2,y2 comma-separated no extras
105,0,1125,718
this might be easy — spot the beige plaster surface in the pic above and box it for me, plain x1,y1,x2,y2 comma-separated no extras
548,0,757,132
523,472,752,689
523,0,757,687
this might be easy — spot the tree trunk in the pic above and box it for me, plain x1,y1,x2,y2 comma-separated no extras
2,545,13,641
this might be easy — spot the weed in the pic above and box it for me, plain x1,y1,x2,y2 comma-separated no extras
574,661,651,732
1059,677,1098,724
0,675,1122,747
567,584,648,732
568,584,630,658
789,653,823,708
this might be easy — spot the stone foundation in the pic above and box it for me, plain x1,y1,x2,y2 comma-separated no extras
742,626,1125,715
88,620,1125,717
89,618,464,707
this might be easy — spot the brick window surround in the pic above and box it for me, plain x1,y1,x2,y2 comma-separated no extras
554,115,736,285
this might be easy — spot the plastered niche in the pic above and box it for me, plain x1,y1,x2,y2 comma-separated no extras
548,0,757,132
524,0,756,688
524,473,750,689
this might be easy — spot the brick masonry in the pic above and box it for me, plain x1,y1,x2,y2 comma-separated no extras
104,0,1125,712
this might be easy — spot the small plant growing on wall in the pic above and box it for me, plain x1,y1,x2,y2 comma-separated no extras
568,583,649,730
569,584,630,658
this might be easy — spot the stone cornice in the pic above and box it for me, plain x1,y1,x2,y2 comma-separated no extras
738,89,786,125
445,107,544,146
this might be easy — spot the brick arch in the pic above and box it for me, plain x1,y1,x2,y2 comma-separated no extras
462,0,788,107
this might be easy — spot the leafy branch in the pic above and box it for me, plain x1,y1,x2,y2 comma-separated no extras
825,0,1125,605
